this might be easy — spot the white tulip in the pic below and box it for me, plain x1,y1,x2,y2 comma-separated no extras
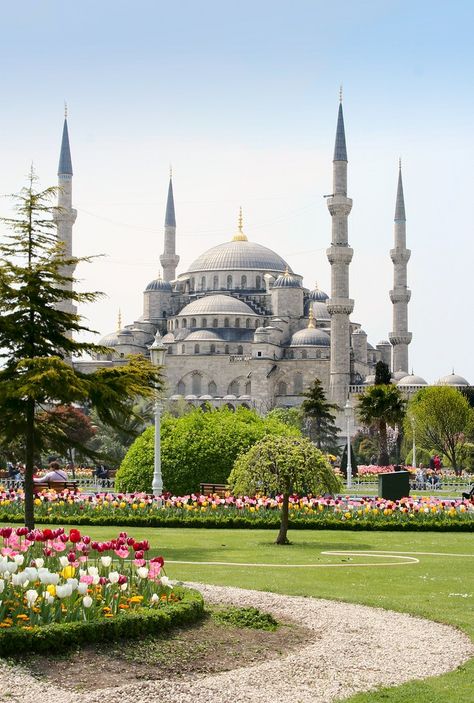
56,583,72,599
0,579,4,594
13,554,24,565
88,566,98,576
5,561,18,574
108,571,120,584
120,582,128,591
22,580,30,589
92,574,100,585
26,589,38,605
49,573,60,586
137,567,149,579
160,575,171,588
100,556,112,567
150,593,159,603
79,568,87,577
24,567,38,581
0,559,8,574
35,558,44,569
59,556,69,567
12,573,27,586
77,582,88,595
82,595,93,608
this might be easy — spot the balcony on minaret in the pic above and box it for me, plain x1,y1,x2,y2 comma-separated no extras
389,288,411,304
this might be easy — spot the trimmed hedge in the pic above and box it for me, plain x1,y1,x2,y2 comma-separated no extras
0,586,204,656
0,511,472,531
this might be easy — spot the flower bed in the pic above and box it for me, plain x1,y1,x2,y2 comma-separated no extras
0,491,472,531
0,526,204,654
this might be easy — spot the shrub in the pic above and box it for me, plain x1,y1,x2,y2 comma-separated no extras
116,407,298,495
212,605,278,631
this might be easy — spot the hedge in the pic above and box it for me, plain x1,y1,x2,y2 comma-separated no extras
0,586,204,656
0,511,472,531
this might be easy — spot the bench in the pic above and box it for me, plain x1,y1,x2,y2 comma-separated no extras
33,480,78,493
199,483,229,498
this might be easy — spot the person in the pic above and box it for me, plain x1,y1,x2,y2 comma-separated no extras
461,486,474,500
434,455,441,470
95,464,109,480
7,462,20,480
415,464,426,490
429,456,435,470
34,461,68,484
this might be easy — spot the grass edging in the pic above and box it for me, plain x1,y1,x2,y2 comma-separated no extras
0,586,204,656
0,512,472,531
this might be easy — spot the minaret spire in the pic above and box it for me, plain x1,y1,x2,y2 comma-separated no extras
326,95,354,408
389,161,412,373
160,171,179,281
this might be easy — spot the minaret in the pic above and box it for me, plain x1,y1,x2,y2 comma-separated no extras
326,92,354,408
389,161,412,373
55,104,77,317
159,169,179,282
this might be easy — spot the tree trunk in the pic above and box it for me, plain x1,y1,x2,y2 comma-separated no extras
378,420,389,466
276,492,290,545
24,397,36,529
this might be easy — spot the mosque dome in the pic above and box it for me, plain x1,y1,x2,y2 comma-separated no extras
185,330,222,342
178,294,256,317
397,374,427,386
161,333,175,343
185,240,291,275
272,270,301,288
436,372,470,387
308,284,329,302
392,370,408,381
145,278,172,292
312,301,330,323
99,331,121,347
290,327,330,347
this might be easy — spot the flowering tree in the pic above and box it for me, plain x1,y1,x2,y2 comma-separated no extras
228,435,341,544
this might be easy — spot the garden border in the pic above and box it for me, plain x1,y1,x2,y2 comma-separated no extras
0,586,204,656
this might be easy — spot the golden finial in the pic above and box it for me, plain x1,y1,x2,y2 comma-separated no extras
64,101,68,119
117,309,122,331
232,206,248,241
339,85,343,103
284,265,289,276
308,306,316,329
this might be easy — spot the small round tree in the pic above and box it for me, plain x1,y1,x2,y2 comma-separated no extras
228,435,342,545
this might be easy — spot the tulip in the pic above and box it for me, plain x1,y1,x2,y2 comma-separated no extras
56,583,73,599
77,582,88,595
108,571,120,584
59,556,69,567
26,589,38,605
83,595,93,608
160,576,171,588
137,567,149,579
0,579,4,594
100,556,112,567
13,554,24,565
69,529,81,543
34,558,44,568
150,593,159,603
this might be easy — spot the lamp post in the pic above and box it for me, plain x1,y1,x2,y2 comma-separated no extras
344,399,353,490
411,416,416,469
149,331,167,499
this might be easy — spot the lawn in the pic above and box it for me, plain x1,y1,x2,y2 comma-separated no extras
5,523,474,702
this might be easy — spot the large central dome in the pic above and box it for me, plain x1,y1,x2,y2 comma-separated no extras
185,239,291,275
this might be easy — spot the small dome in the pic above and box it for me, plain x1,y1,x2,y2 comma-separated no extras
185,330,222,342
397,374,427,386
99,331,120,347
174,329,190,341
312,301,330,322
290,328,330,347
308,284,329,302
352,328,367,336
392,370,408,381
178,294,256,317
364,374,376,385
377,339,391,346
254,326,269,334
162,333,175,343
117,328,133,337
199,395,213,400
145,278,172,292
223,394,237,400
272,271,301,288
436,372,469,387
169,394,183,400
185,395,198,400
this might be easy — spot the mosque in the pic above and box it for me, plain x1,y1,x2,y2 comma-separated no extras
57,100,470,413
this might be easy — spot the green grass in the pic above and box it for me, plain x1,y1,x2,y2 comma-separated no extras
6,523,474,702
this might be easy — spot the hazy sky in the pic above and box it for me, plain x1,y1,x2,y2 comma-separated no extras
1,1,473,382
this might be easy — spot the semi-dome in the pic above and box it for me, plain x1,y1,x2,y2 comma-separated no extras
290,327,330,347
178,294,256,317
397,374,427,386
185,330,222,342
312,301,330,322
99,331,120,347
185,239,291,274
436,372,469,387
272,270,301,288
145,278,172,292
308,284,329,302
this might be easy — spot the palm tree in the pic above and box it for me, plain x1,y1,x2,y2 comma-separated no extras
357,385,406,465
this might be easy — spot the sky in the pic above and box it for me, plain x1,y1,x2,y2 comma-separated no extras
0,0,473,383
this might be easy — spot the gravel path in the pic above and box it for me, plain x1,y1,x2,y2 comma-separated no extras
1,583,472,703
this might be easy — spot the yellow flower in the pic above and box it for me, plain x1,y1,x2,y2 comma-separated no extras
132,504,138,510
34,499,42,506
16,614,29,621
128,595,143,604
47,584,56,596
120,502,126,509
60,565,75,579
344,512,351,519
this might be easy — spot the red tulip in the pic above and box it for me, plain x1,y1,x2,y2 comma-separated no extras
69,529,81,543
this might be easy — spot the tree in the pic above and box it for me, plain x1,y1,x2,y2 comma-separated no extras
357,385,406,466
0,173,161,527
405,387,474,472
266,407,304,432
228,435,341,544
37,405,96,473
375,360,392,385
300,379,339,451
116,406,299,495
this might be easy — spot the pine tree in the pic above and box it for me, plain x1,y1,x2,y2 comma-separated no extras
301,378,339,451
0,172,162,527
375,360,392,385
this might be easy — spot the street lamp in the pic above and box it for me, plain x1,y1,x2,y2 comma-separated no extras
344,399,353,490
149,330,167,499
411,416,416,469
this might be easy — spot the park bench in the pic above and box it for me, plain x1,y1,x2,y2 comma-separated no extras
33,480,78,493
199,482,228,498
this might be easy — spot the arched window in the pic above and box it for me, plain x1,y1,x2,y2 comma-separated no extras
177,380,185,395
256,275,261,289
224,317,230,328
210,344,216,354
229,380,240,396
201,276,206,291
255,319,259,328
301,349,307,359
213,318,218,328
226,275,232,289
246,318,250,328
167,346,173,354
278,381,287,395
182,318,187,328
237,345,243,355
245,380,251,395
287,350,294,359
202,318,207,328
192,373,202,396
241,275,247,288
190,277,195,291
213,275,219,290
208,381,217,395
225,344,230,354
175,319,179,328
194,344,200,354
294,373,303,394
235,318,240,328
191,318,196,328
181,344,185,354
